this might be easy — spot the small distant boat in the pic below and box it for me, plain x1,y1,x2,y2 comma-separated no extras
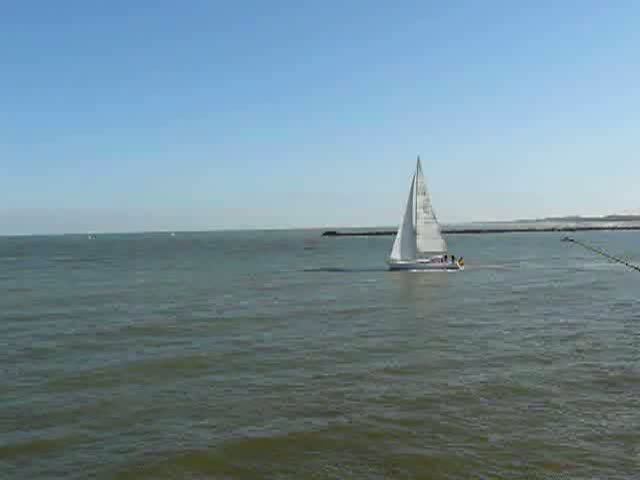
387,156,464,271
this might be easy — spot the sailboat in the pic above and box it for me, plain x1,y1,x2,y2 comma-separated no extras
387,156,463,271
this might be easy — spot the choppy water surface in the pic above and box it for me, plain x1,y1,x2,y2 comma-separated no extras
1,230,638,479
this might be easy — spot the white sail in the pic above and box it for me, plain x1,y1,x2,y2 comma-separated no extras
387,156,461,271
415,157,447,256
389,171,417,261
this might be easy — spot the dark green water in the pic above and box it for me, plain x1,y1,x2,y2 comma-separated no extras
1,230,639,479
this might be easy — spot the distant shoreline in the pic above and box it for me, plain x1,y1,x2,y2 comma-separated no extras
515,214,640,223
322,224,640,236
2,214,639,237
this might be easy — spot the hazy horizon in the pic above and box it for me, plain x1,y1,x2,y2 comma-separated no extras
2,208,639,237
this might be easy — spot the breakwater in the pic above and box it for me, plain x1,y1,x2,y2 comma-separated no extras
322,225,640,236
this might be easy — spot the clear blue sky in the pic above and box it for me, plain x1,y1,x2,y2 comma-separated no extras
2,1,639,234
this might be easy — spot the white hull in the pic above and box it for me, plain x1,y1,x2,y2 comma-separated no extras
387,258,464,271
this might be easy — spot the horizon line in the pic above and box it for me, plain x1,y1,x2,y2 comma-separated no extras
2,214,639,238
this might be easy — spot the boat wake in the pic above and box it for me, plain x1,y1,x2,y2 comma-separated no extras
303,267,387,273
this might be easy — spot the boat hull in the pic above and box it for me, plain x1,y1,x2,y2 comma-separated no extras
387,258,463,271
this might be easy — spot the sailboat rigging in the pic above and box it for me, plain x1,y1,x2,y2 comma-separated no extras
387,156,464,271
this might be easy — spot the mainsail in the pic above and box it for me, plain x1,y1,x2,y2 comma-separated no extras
389,157,447,261
415,158,447,256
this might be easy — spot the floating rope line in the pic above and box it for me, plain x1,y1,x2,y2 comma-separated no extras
562,236,640,273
